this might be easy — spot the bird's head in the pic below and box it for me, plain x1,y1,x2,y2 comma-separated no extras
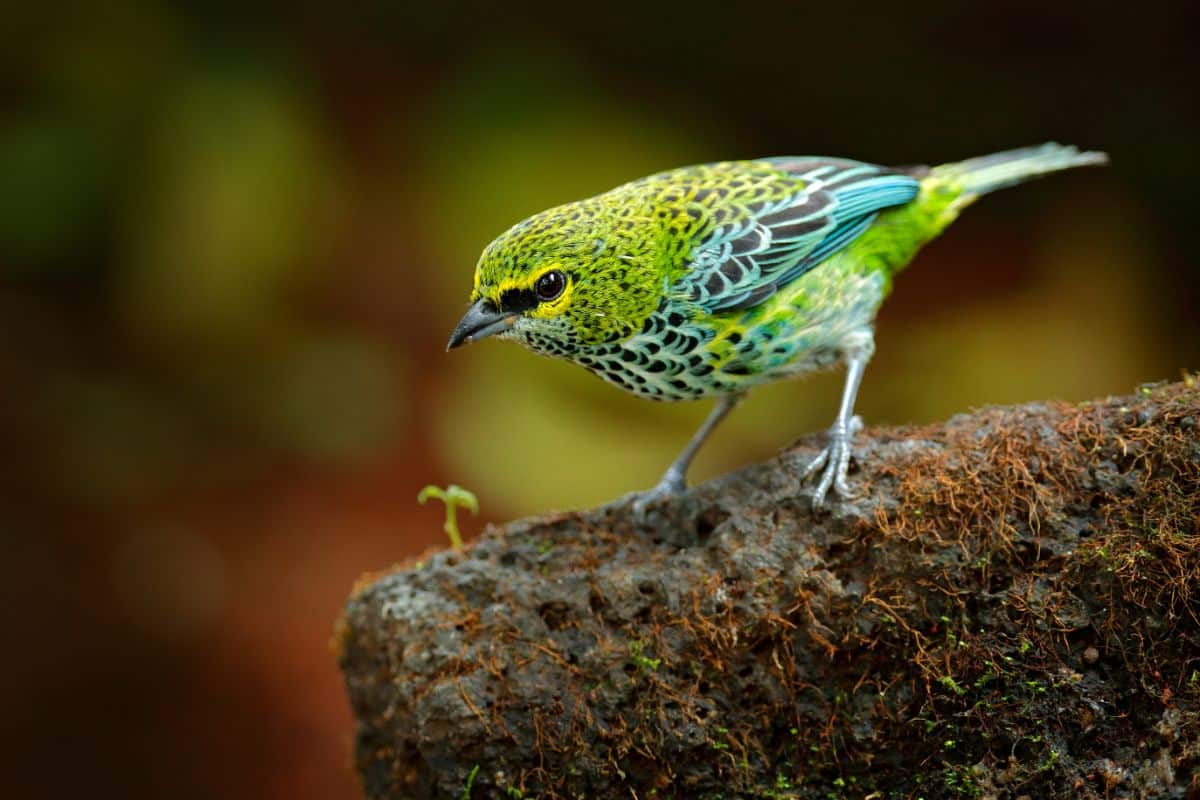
447,198,663,357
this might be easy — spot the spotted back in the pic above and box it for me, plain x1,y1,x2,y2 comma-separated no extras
671,158,920,312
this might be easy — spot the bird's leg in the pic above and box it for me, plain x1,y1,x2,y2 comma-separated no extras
629,393,744,513
803,350,869,508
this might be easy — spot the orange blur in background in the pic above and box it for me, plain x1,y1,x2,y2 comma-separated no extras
2,3,1197,798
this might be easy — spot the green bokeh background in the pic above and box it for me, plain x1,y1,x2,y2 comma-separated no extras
2,3,1196,798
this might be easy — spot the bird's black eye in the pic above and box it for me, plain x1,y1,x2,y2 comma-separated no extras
535,270,566,302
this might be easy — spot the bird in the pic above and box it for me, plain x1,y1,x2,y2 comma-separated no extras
447,143,1107,510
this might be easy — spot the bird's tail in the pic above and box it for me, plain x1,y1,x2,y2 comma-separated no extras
877,143,1108,281
933,142,1108,197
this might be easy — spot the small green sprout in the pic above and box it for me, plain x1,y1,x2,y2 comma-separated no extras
460,764,480,799
418,484,478,551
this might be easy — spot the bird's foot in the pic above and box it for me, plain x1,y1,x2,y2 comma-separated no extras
623,471,686,517
802,415,863,508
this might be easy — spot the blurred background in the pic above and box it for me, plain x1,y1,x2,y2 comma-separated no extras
2,1,1196,797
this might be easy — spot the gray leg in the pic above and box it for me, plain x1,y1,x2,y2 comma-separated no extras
630,393,744,512
803,350,869,507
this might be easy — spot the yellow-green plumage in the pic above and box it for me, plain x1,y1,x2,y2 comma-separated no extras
448,143,1107,507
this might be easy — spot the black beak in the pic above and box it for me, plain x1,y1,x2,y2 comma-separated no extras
446,299,518,351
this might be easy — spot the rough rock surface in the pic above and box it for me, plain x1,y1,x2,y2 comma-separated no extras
337,380,1200,799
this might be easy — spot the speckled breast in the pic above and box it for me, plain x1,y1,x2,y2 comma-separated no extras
562,267,886,401
568,307,720,400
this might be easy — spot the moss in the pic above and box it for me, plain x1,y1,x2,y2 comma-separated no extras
628,639,662,672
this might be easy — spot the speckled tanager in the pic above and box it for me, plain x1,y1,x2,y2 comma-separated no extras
448,143,1107,509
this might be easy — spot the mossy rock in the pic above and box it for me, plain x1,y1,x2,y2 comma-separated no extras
339,380,1200,799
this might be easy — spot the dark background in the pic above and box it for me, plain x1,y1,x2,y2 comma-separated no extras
2,2,1196,797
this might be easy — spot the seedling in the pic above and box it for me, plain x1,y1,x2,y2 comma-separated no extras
418,484,478,552
460,764,480,799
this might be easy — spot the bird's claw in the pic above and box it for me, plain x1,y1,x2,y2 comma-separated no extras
802,415,862,508
625,471,686,517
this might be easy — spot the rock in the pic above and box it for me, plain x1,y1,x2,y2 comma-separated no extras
338,380,1200,799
